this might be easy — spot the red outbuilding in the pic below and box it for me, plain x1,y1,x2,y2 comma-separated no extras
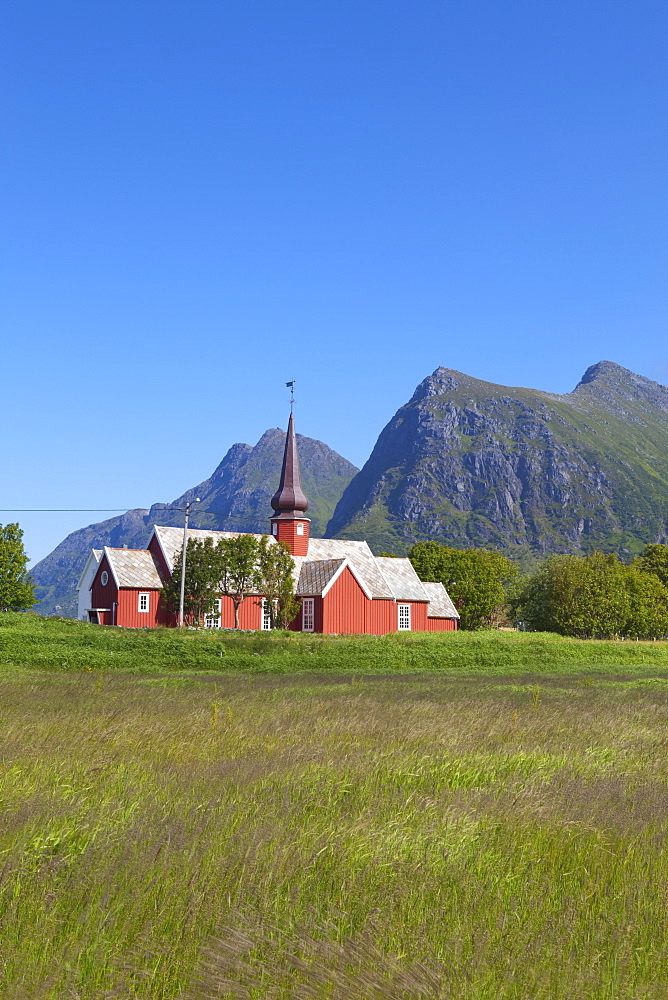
83,414,459,634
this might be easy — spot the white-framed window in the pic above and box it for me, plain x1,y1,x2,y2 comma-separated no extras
302,598,314,632
296,522,304,536
205,599,222,628
398,604,411,631
272,522,278,536
261,599,273,631
138,592,150,613
100,570,109,586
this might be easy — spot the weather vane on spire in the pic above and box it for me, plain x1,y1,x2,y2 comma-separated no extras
285,381,295,413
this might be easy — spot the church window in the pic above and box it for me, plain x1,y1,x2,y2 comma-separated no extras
261,599,273,630
302,598,314,632
398,604,411,631
205,599,222,628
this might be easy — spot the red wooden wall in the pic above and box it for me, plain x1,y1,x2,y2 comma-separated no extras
322,566,367,634
90,556,162,627
300,565,450,635
219,594,263,629
271,517,310,556
117,588,162,628
427,617,458,632
89,554,117,626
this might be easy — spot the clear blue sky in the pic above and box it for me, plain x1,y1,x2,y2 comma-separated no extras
2,1,667,564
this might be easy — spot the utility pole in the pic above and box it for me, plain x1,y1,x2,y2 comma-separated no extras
178,498,200,628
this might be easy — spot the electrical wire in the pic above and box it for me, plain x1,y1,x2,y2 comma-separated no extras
0,507,265,523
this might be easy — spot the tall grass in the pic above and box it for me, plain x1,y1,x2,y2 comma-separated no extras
3,611,668,675
1,668,668,997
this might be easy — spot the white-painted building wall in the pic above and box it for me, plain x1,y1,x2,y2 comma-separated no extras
77,549,102,621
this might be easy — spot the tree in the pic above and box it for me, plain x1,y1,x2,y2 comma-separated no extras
0,523,36,612
409,542,517,630
624,566,668,639
219,534,260,629
256,536,300,629
162,536,224,626
635,544,668,588
508,552,668,639
509,553,630,638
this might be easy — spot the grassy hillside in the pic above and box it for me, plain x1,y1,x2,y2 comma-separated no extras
3,612,668,675
2,664,668,997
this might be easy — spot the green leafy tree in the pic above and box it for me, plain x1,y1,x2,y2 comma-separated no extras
0,523,35,611
255,536,300,629
219,534,260,629
635,544,668,588
508,552,668,639
162,536,224,626
409,541,517,630
624,566,668,639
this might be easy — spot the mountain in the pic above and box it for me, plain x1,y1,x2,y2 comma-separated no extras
326,361,668,564
32,429,358,617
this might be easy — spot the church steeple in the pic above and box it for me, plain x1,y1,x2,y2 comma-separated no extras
270,412,310,556
271,412,309,514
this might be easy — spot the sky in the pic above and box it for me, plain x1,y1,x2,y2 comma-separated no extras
1,0,667,565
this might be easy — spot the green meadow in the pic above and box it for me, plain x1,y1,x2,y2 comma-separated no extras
2,611,668,676
2,614,668,997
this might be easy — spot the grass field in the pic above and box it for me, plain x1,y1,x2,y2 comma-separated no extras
2,614,668,997
3,611,668,676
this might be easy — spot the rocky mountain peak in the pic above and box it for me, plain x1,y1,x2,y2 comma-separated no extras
575,359,630,387
410,367,499,402
327,360,668,561
570,360,668,414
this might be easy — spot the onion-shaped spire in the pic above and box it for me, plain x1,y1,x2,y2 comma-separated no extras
270,412,309,513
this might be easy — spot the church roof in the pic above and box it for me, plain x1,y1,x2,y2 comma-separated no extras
152,525,267,573
291,538,394,599
296,558,347,596
375,556,431,603
421,581,460,619
104,547,164,589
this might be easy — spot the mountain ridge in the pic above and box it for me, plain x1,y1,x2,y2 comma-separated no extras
326,361,668,563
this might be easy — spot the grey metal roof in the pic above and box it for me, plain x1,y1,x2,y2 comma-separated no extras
375,557,430,602
422,581,460,619
105,547,164,589
296,558,346,596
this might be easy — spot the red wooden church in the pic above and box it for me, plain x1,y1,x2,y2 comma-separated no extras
83,416,459,634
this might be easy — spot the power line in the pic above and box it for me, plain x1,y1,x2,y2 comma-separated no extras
0,507,265,523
